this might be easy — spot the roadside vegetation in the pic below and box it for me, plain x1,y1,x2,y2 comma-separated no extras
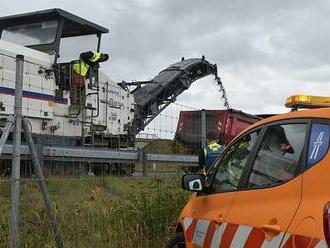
143,139,188,154
0,177,189,247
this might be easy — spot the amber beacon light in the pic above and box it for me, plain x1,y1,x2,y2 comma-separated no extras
285,95,330,109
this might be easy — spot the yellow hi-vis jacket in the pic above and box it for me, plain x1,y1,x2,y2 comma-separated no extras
72,52,101,77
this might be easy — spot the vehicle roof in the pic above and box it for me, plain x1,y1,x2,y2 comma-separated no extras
0,8,109,37
226,107,330,147
248,107,330,131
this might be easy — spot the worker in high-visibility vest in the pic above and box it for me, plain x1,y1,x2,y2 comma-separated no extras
71,51,109,105
199,131,225,173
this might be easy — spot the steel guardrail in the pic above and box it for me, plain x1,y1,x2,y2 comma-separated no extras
0,144,199,166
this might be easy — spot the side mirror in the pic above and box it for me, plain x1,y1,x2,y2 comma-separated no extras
182,174,206,192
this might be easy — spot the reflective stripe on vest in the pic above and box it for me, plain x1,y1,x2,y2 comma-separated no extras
204,143,221,157
72,61,89,77
204,143,223,169
90,52,101,62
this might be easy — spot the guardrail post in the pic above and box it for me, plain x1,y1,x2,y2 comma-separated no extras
11,54,24,248
201,109,206,148
139,149,147,177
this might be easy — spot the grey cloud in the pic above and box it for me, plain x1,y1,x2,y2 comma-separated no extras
2,0,330,117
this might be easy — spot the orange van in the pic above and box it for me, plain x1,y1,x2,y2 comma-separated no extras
167,95,330,248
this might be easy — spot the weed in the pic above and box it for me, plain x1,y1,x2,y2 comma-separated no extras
0,177,188,247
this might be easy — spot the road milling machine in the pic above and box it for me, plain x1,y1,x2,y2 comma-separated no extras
0,9,222,174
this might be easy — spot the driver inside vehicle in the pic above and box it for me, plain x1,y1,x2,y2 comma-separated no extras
266,125,294,155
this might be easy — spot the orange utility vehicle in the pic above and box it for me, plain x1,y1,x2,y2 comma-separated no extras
168,95,330,248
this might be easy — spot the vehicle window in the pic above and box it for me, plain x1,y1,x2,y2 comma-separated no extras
247,124,307,188
58,35,98,62
212,131,259,192
307,123,330,168
1,20,58,46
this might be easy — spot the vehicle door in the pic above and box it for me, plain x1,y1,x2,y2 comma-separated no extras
285,119,330,247
221,120,308,247
185,129,261,247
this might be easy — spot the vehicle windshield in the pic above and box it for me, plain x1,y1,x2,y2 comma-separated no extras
58,35,99,62
1,20,58,46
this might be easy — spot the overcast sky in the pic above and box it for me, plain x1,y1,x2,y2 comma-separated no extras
2,0,330,116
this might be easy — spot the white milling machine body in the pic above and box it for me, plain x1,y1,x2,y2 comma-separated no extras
0,9,135,148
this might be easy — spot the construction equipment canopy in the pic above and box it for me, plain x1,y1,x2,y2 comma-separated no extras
0,8,109,54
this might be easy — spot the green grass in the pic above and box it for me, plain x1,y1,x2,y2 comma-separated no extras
144,139,188,154
0,177,189,247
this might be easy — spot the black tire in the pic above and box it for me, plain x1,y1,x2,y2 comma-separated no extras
166,232,186,248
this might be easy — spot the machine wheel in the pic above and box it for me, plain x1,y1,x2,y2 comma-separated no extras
166,232,186,248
